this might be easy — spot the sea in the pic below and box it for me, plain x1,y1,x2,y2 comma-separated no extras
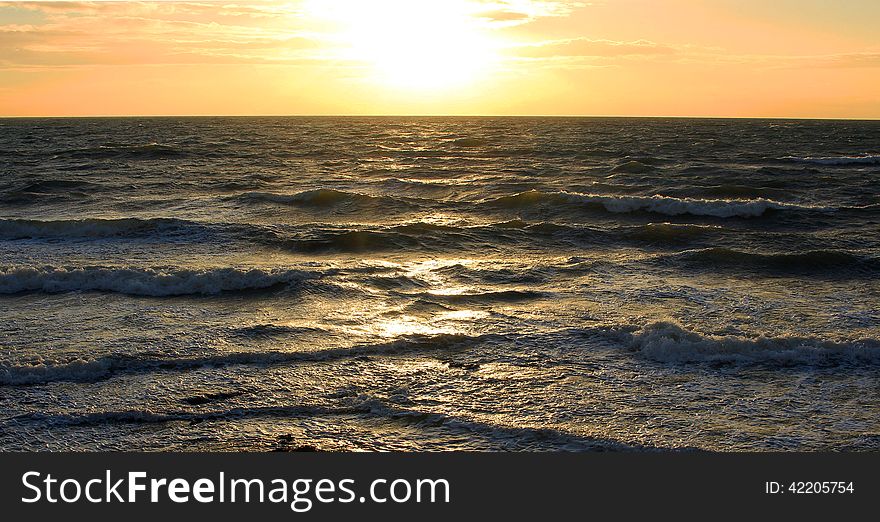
1,116,878,451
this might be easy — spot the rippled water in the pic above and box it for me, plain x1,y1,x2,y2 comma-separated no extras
1,117,878,451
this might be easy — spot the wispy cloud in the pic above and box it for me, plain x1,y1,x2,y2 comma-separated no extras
514,37,678,58
0,1,326,68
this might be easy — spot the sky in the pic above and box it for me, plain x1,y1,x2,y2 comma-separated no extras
0,0,878,117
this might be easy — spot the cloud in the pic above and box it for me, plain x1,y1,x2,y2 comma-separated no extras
0,1,325,68
511,37,678,60
471,0,586,27
505,35,880,72
8,0,874,76
560,38,675,57
478,9,532,23
4,2,114,14
0,0,592,68
668,49,880,70
776,51,880,69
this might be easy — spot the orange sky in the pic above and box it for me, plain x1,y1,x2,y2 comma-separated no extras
1,0,878,117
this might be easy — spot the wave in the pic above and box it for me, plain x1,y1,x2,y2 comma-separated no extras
620,321,880,365
55,142,188,160
0,217,580,254
659,247,879,274
281,222,508,254
610,160,653,174
418,289,544,305
668,184,789,200
276,219,723,254
781,155,880,166
13,405,364,427
19,179,102,194
484,190,826,218
352,400,646,451
226,189,416,209
620,223,718,243
290,229,423,253
1,187,94,205
228,323,325,339
0,217,205,240
451,137,488,147
0,266,315,296
0,333,487,385
431,263,554,286
13,398,649,450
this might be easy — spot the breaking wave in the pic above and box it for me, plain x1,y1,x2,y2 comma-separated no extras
621,321,880,365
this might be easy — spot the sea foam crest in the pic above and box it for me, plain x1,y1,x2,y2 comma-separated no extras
581,193,801,217
490,190,825,218
781,155,880,166
625,321,880,365
0,266,313,296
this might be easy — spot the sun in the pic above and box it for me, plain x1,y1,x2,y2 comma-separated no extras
306,0,501,92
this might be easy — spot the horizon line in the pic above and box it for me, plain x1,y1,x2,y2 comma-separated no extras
2,114,879,121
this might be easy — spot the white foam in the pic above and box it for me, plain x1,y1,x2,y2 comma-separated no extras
575,193,823,218
625,321,880,365
782,155,880,166
490,190,826,217
0,358,115,386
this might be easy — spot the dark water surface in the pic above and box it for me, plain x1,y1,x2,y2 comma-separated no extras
1,117,878,450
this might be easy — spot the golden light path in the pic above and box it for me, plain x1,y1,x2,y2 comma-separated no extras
304,0,502,92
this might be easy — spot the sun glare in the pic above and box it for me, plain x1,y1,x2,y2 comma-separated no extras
306,0,500,92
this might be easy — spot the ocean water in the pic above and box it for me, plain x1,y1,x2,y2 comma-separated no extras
1,116,878,451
